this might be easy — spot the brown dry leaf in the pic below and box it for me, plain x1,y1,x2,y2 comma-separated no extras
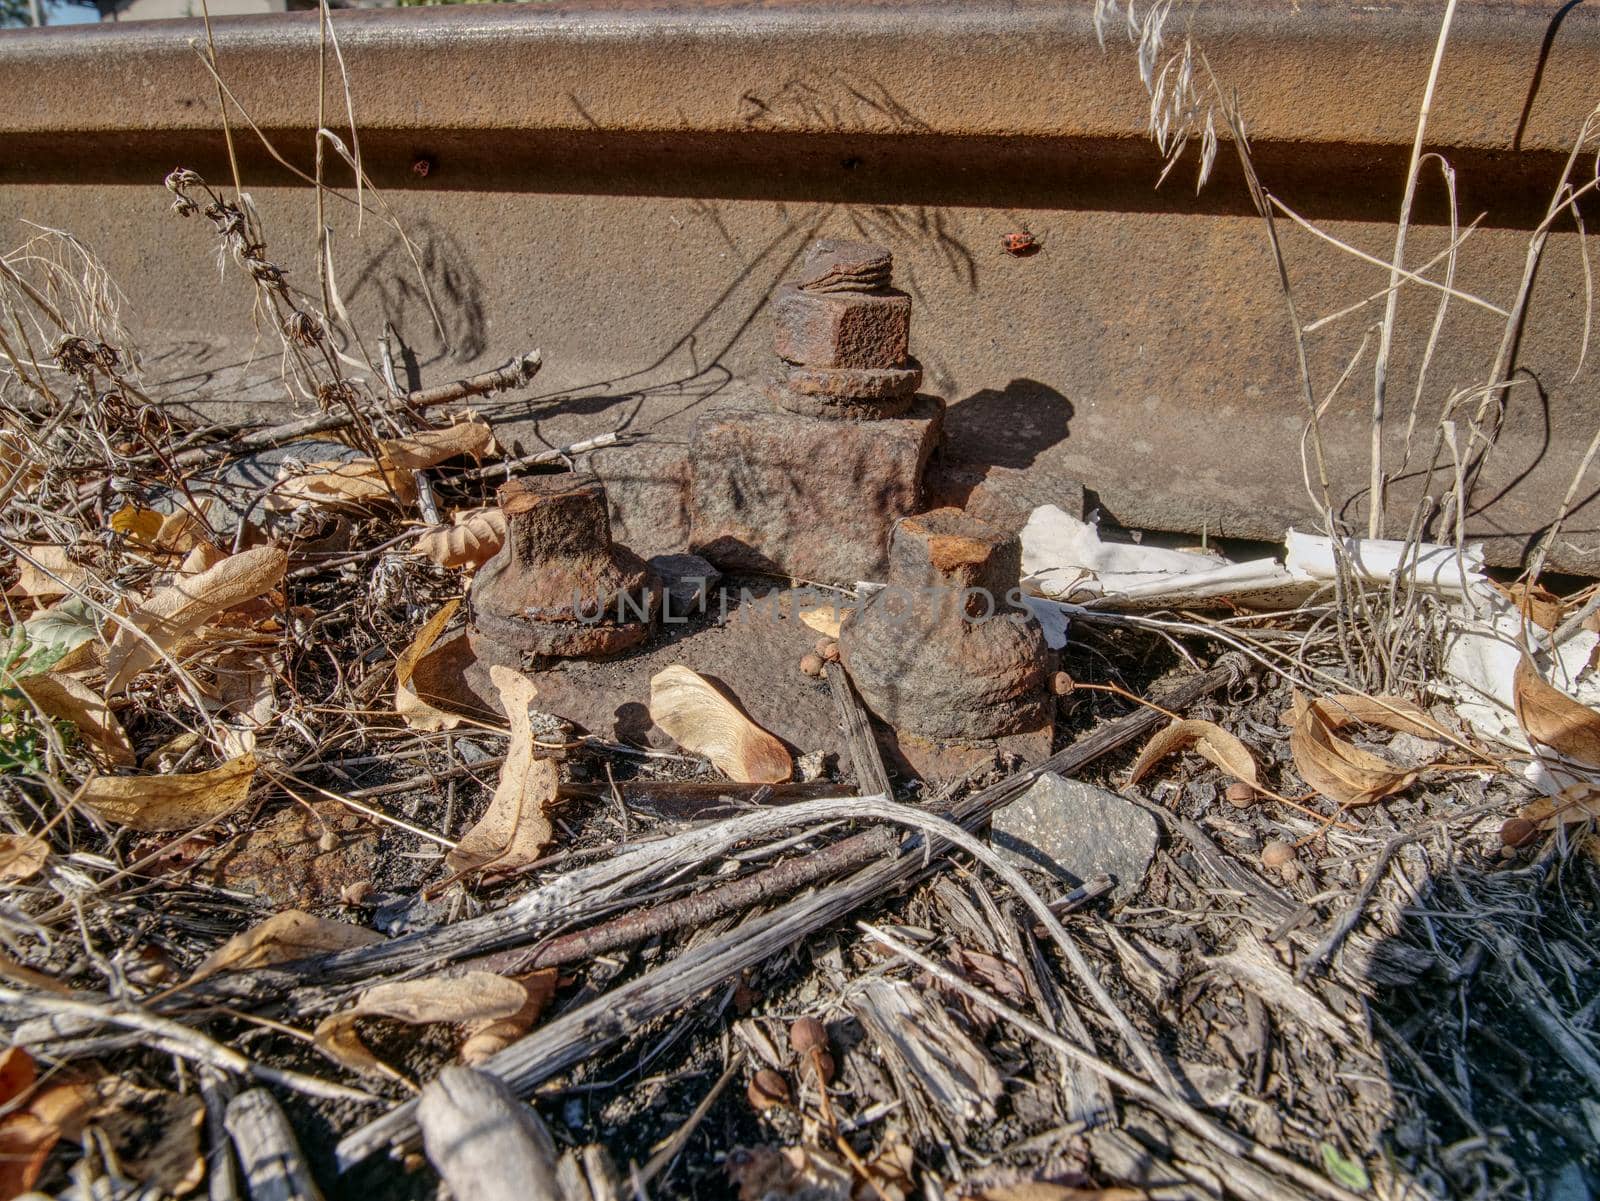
0,1047,34,1107
446,665,557,875
0,834,49,883
1494,580,1566,632
1513,654,1600,768
313,971,529,1077
104,545,287,693
271,456,417,512
14,671,136,766
193,909,384,980
649,665,792,784
414,507,507,570
460,968,559,1063
1128,718,1258,788
210,649,277,758
1522,785,1600,831
80,752,257,832
395,598,465,732
1286,693,1452,742
380,418,496,471
6,544,89,603
1288,693,1415,807
0,430,42,493
109,504,165,547
0,1111,57,1199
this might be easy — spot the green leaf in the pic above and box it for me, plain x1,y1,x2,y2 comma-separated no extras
1320,1144,1370,1192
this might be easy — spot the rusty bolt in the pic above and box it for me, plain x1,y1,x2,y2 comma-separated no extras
746,1069,791,1112
839,508,1050,742
469,472,660,660
770,239,920,419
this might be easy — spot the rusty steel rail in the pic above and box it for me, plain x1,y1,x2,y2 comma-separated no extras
2,0,1599,568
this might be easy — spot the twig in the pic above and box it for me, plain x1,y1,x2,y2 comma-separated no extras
224,1088,326,1201
1,987,376,1104
458,431,624,482
826,665,894,799
417,1068,563,1201
635,1053,742,1189
861,926,1364,1201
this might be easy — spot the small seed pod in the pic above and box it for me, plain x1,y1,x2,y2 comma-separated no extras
1224,781,1256,809
790,1016,829,1057
1499,817,1537,849
1260,839,1296,870
815,637,840,663
799,653,825,678
746,1069,790,1112
1051,671,1075,696
803,1051,836,1084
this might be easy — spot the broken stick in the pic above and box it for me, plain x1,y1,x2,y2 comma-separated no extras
334,658,1244,1169
417,1068,565,1201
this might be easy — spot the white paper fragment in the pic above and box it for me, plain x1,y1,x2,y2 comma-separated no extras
1020,506,1309,610
1284,530,1486,599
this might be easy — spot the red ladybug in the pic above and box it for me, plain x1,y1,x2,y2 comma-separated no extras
1002,229,1040,256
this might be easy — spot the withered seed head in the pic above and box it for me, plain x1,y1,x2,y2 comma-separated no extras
790,1016,829,1058
1224,781,1256,808
746,1069,790,1112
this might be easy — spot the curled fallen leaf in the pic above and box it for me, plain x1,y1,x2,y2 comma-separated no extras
1282,693,1452,742
380,418,496,471
109,503,165,547
460,968,558,1063
13,671,136,766
79,753,257,832
414,507,507,570
1520,784,1600,831
395,599,465,732
104,545,287,693
1288,692,1415,807
313,971,530,1077
1513,654,1600,768
446,665,557,876
649,665,791,784
1493,580,1566,632
270,456,415,511
193,909,384,980
1128,718,1258,788
0,833,49,882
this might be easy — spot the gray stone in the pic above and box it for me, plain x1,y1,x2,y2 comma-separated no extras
648,553,721,620
989,772,1158,905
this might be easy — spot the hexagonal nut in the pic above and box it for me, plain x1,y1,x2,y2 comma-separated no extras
773,285,911,370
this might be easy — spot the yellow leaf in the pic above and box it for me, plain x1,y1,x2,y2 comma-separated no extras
414,507,507,570
0,834,48,882
380,419,495,472
194,909,384,979
104,546,286,693
797,602,845,640
1128,718,1258,788
14,671,136,766
313,971,528,1077
395,599,464,732
109,504,165,547
80,753,257,831
1513,654,1600,768
1288,693,1415,807
648,665,791,784
446,665,557,876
